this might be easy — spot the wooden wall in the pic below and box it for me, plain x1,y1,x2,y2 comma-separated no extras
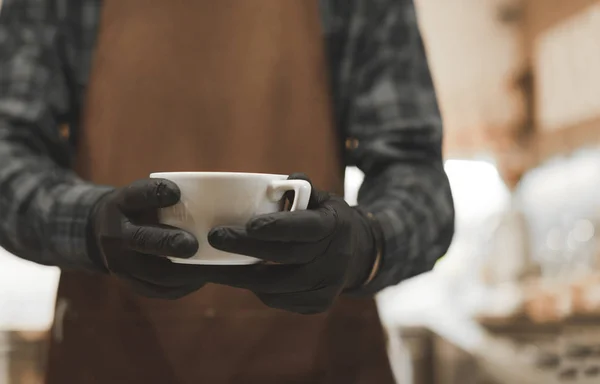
417,0,600,185
415,0,526,158
524,0,600,164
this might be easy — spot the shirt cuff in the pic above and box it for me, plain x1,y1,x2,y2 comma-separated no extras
48,183,114,271
346,209,412,296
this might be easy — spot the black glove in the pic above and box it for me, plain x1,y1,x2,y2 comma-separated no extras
88,178,206,299
206,174,380,314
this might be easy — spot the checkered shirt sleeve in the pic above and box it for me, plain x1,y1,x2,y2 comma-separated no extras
0,0,112,270
332,0,455,293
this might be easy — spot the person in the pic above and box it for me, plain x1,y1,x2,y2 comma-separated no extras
0,0,455,383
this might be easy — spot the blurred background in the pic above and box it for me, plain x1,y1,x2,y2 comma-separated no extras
1,0,600,383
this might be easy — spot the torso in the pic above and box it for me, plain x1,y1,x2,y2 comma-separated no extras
44,1,394,383
56,0,349,157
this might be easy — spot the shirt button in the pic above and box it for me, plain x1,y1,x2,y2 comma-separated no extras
59,124,70,140
345,137,359,150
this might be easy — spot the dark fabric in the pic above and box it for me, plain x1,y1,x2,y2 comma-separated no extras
0,0,455,294
44,1,395,383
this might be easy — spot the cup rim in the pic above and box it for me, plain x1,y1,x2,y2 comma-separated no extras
150,171,288,179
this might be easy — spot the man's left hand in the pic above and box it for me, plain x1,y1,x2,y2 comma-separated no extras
206,174,378,314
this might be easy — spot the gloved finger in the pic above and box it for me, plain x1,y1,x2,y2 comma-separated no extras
121,273,204,300
122,221,198,258
287,173,331,208
101,243,187,287
199,264,314,294
110,250,208,291
256,288,336,314
245,208,336,242
119,271,184,298
116,178,181,214
207,226,329,264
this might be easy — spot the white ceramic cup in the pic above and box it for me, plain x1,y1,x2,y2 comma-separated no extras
149,172,312,265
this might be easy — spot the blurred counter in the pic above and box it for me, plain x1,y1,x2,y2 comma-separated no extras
0,332,48,384
0,250,57,384
0,250,59,332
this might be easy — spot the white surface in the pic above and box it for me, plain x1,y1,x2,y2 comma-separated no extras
152,172,311,265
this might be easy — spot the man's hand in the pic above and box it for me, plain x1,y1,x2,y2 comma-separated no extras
206,174,379,314
89,178,205,299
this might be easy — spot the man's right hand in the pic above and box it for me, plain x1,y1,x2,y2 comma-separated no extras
88,178,204,299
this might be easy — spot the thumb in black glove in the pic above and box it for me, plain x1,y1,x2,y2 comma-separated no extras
88,178,207,299
206,173,380,314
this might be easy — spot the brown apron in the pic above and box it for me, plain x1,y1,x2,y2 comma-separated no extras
45,1,395,383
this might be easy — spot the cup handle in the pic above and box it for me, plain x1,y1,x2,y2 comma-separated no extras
267,180,312,211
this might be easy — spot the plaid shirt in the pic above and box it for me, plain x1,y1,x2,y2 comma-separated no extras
0,0,454,294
